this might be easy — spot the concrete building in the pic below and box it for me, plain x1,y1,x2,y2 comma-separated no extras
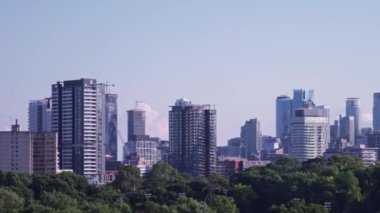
32,132,59,174
346,98,361,137
169,99,217,177
0,121,32,173
127,104,146,141
276,95,292,138
28,98,52,132
105,94,118,161
330,120,340,142
241,119,262,160
124,135,160,175
373,93,380,131
52,79,106,183
289,100,330,161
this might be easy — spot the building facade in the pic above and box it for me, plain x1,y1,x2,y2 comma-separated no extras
292,89,314,115
276,95,292,138
32,132,59,174
346,98,361,137
289,101,330,161
127,106,146,141
28,98,52,132
124,135,160,175
105,94,118,161
241,119,262,160
373,93,380,131
169,99,217,177
340,115,355,146
0,121,33,173
52,79,106,182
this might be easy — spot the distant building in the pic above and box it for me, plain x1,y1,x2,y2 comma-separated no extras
292,89,314,116
28,98,52,132
241,119,262,160
330,120,340,142
346,98,361,137
169,99,217,177
157,140,170,163
105,94,118,161
0,121,32,173
373,93,380,131
340,115,355,146
262,136,280,152
276,95,292,138
289,100,330,161
127,104,146,141
227,137,245,158
52,79,106,183
324,145,379,167
367,131,380,148
124,135,160,175
32,132,59,174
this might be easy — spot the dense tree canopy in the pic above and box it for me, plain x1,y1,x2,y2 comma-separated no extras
1,156,380,212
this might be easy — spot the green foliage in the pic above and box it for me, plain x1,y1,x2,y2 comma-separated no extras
209,195,239,213
170,198,215,213
270,199,327,213
3,157,380,212
0,188,25,213
113,165,142,193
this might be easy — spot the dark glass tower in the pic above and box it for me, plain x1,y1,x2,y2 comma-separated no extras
169,99,216,177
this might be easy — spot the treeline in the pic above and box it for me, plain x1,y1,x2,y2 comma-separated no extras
1,156,380,212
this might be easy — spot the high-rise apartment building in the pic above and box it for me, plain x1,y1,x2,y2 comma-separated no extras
28,98,52,132
240,119,262,160
52,79,106,182
169,99,216,177
346,98,361,137
0,121,33,173
276,95,292,138
373,93,380,131
127,104,146,141
32,132,59,174
289,101,330,161
105,94,118,161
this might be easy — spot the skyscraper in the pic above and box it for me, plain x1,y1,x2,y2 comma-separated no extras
289,100,330,161
346,98,361,137
292,89,314,115
373,93,380,131
105,94,118,161
28,98,52,132
127,104,146,141
169,99,216,177
276,95,292,138
339,115,355,146
52,79,106,182
240,119,262,160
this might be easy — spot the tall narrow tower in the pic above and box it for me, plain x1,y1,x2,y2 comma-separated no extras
52,79,106,182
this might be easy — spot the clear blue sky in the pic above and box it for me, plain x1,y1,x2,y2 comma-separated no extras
1,1,379,145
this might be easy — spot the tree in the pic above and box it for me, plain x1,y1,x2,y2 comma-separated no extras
134,201,170,213
230,184,257,213
143,162,185,189
270,199,327,213
209,195,239,213
113,165,142,193
40,191,78,210
0,188,25,213
170,198,215,213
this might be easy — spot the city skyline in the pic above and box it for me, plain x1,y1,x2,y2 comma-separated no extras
1,1,380,145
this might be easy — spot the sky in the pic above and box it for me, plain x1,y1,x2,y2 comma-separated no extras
0,1,380,147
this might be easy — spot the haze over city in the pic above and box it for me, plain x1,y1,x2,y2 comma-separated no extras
1,1,379,145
